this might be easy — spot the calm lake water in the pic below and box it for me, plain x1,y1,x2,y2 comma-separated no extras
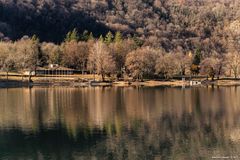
0,86,240,160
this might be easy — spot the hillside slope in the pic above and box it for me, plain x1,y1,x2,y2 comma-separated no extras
0,0,239,53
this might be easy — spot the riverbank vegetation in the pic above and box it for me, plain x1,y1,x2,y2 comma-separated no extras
1,0,240,82
0,29,240,82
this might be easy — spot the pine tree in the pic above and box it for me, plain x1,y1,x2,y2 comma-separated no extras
31,34,39,43
65,28,79,42
193,48,201,65
88,32,94,41
114,31,122,43
133,34,144,47
70,28,79,41
81,30,89,41
104,31,113,45
191,48,202,75
65,31,72,42
99,35,104,42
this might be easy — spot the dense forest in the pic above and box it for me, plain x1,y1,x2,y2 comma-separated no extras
1,0,240,81
1,0,240,51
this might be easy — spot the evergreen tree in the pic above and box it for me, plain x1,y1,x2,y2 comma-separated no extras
104,31,113,45
81,30,89,41
31,34,39,43
65,31,72,42
133,34,144,47
191,48,202,75
99,35,104,42
31,35,45,66
88,32,94,41
192,48,201,65
65,28,79,42
114,31,122,43
70,28,79,41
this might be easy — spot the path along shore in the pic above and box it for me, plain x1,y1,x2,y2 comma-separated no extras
1,77,240,88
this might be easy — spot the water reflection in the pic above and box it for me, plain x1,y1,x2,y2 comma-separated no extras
0,87,240,159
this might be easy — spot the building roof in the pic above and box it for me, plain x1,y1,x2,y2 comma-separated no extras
36,66,75,71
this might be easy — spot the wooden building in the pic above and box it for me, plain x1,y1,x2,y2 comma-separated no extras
24,64,75,76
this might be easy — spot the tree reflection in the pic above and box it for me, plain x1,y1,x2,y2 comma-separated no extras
0,87,240,159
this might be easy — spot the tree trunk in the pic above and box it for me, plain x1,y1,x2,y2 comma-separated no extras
81,64,83,75
140,74,143,82
234,68,238,79
217,66,222,80
182,68,185,76
211,76,214,81
28,71,32,83
28,75,32,82
101,73,105,82
6,71,8,82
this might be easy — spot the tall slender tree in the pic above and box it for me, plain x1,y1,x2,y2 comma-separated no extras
88,41,116,81
15,36,40,82
65,28,80,42
114,31,122,43
105,31,113,45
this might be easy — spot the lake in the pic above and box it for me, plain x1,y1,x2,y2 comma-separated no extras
0,86,240,160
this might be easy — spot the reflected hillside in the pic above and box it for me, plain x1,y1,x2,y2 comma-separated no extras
0,87,240,159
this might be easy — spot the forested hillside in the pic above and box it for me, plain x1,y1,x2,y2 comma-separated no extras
1,0,240,81
1,0,240,53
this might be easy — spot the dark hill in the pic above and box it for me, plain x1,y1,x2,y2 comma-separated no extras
0,0,239,52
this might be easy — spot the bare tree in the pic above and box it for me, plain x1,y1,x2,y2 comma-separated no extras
78,42,90,74
14,37,40,82
175,52,193,76
126,47,159,81
109,39,136,79
61,41,89,73
0,42,15,81
200,56,222,81
41,42,62,65
155,53,180,79
88,41,116,81
61,41,80,68
224,51,240,79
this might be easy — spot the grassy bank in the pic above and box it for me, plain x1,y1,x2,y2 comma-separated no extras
1,72,240,88
203,79,240,86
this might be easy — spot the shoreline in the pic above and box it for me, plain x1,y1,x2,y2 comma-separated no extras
1,79,240,88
